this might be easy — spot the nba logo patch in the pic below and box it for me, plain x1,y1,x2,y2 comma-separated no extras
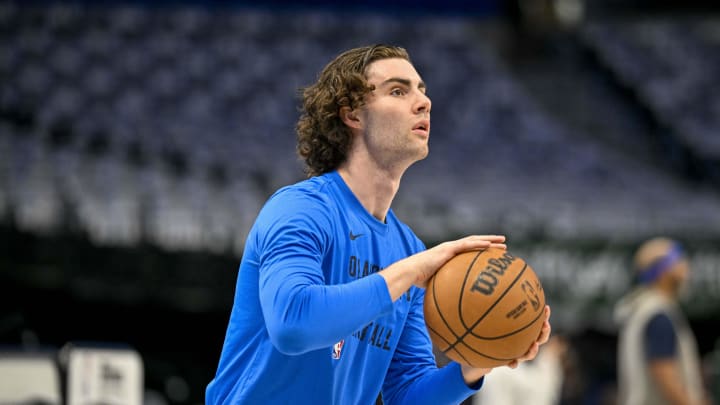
332,339,345,360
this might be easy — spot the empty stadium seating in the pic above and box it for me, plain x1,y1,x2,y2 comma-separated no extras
582,16,720,160
1,2,719,257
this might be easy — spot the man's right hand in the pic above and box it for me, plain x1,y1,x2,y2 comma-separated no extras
379,235,506,301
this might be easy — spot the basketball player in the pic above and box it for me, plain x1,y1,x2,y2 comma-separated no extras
206,45,551,404
615,237,710,405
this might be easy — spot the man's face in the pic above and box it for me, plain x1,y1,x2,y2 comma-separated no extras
357,58,432,170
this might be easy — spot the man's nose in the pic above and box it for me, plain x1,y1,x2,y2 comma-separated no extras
415,92,431,114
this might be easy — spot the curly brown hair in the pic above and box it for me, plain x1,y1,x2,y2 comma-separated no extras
296,44,411,177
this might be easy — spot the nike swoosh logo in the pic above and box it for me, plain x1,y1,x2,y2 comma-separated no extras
349,231,364,241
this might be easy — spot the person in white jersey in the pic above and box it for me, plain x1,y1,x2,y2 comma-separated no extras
615,237,710,405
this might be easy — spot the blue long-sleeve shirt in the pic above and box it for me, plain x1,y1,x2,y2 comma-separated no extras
206,171,482,404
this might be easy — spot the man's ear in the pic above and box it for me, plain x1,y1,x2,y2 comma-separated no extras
340,106,362,129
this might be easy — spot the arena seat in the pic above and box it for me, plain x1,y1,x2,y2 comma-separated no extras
0,348,62,405
60,342,144,405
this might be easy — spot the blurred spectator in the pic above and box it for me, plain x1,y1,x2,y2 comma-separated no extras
472,334,569,405
614,237,711,405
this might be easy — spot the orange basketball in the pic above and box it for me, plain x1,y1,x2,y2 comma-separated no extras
424,247,545,368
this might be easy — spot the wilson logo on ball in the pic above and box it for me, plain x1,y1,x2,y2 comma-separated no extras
470,252,517,295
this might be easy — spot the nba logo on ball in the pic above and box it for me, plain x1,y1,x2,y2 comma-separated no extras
424,248,546,368
332,339,345,360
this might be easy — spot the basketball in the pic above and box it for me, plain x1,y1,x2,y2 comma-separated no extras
424,247,545,368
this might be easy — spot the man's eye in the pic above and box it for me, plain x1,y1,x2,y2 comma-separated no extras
390,88,405,96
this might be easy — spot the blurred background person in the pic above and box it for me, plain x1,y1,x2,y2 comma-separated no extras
614,237,711,405
472,334,569,405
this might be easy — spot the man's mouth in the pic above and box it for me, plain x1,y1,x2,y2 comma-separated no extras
413,120,430,134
